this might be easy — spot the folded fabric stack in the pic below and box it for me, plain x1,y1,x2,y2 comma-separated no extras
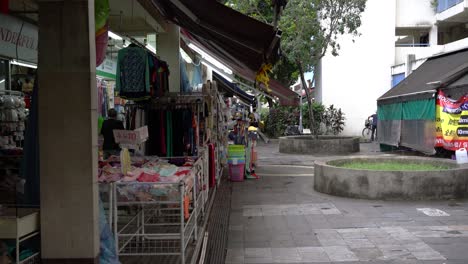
98,156,195,184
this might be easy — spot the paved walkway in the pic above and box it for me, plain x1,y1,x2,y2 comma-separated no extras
225,142,468,264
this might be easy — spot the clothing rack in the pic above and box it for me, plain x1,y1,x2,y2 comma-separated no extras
0,90,24,96
124,35,159,58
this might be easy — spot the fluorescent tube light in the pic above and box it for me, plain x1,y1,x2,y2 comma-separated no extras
202,61,233,82
11,60,37,69
146,43,156,54
188,43,233,75
180,48,193,64
0,79,4,84
108,31,123,40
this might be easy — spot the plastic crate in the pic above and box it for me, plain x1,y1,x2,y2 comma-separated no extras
228,158,245,165
229,164,245,182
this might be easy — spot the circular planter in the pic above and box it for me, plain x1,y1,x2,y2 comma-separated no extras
314,156,468,200
279,135,360,155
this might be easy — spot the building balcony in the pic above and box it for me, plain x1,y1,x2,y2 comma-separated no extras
395,44,436,65
436,0,468,22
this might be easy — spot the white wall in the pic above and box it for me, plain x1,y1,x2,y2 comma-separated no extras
396,0,435,27
320,0,396,136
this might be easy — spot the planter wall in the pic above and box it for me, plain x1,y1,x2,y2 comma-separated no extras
314,156,468,200
279,136,360,155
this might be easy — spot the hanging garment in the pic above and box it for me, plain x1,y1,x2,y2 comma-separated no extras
208,143,216,188
99,198,120,264
116,46,150,99
191,63,203,90
160,110,167,156
166,111,173,157
159,61,170,97
180,57,191,93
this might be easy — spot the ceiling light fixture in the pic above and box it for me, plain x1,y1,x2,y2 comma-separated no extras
180,48,193,64
146,43,156,54
202,61,233,82
11,60,37,69
108,31,123,40
0,79,5,84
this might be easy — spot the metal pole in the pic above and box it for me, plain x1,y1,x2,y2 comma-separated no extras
180,182,186,264
113,183,119,255
298,95,303,132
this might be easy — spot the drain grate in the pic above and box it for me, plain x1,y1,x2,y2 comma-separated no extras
203,179,233,264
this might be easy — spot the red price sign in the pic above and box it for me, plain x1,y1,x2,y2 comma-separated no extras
113,126,148,146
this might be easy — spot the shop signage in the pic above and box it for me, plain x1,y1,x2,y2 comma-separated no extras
0,14,38,63
435,90,468,150
96,57,117,79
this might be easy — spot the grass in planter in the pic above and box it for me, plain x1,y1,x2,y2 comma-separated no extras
337,161,451,171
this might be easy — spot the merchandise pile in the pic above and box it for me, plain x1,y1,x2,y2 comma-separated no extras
0,94,27,151
98,155,195,184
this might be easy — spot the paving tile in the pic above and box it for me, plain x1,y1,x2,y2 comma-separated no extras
323,246,359,262
245,248,273,259
270,239,296,247
297,247,330,262
344,238,375,249
244,241,271,248
271,247,302,262
244,208,263,217
244,257,273,264
225,168,468,263
350,247,384,261
377,244,416,261
228,240,245,249
226,248,245,264
230,225,244,231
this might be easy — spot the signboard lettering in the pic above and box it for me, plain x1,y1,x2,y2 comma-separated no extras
435,91,468,150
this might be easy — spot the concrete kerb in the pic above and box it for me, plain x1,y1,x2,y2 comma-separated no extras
279,135,360,155
313,156,468,200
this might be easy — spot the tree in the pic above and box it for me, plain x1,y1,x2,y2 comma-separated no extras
226,0,366,135
225,0,299,88
280,0,366,135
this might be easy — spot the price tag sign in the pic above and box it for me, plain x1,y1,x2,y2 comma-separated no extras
113,126,148,146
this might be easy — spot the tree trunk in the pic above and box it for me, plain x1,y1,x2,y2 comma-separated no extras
296,60,315,136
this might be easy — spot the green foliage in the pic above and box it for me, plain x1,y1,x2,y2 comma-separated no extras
224,0,301,86
262,103,345,138
226,0,364,137
431,0,438,12
280,0,367,72
323,105,345,135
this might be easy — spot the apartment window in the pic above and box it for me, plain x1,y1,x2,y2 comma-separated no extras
392,73,405,88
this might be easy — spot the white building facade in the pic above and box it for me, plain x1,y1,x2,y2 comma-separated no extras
316,0,468,136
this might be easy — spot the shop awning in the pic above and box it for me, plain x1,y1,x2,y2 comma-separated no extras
182,31,299,106
152,0,281,73
378,48,468,104
213,72,255,105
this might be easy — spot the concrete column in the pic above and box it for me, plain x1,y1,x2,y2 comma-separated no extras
405,54,415,76
157,23,181,93
314,59,323,103
429,25,438,46
38,1,99,263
